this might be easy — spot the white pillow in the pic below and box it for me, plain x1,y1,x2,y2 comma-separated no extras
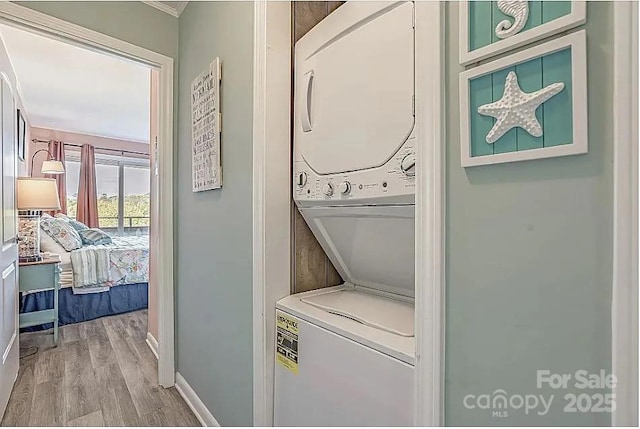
40,227,70,254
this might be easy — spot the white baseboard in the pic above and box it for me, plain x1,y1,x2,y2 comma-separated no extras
146,332,159,360
175,372,220,427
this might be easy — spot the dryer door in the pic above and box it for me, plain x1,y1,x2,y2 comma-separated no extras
299,205,414,297
294,1,414,175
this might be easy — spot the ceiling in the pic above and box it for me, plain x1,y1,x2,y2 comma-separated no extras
0,24,151,143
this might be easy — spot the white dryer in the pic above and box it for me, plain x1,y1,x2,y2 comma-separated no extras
293,0,416,207
275,1,416,426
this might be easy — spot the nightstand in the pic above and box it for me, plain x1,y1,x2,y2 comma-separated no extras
18,255,61,346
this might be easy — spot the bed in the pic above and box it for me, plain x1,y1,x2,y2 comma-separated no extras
20,224,149,331
62,235,149,293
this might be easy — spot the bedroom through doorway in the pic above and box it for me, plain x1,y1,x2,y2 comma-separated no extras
0,19,172,425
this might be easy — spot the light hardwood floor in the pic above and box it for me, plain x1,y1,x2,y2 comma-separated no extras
1,310,200,427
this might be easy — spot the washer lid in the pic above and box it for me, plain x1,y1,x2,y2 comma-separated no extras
295,1,414,175
301,289,414,337
300,205,414,297
276,285,415,364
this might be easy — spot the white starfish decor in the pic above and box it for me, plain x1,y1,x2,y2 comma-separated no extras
477,71,565,144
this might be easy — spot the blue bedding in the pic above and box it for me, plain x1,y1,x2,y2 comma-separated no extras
20,283,148,331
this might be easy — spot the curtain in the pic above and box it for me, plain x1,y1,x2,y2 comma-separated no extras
77,144,99,228
46,140,66,215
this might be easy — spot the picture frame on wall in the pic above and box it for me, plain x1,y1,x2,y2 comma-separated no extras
16,109,25,162
459,31,587,167
459,0,586,65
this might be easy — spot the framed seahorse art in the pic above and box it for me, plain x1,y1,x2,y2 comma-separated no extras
459,1,586,65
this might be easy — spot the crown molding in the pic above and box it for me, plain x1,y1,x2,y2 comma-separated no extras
141,1,188,18
175,2,188,16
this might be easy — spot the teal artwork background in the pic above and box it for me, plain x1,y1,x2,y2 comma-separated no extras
468,47,573,158
469,1,572,52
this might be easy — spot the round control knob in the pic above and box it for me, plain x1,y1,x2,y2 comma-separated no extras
400,153,416,176
322,183,334,196
296,171,307,187
337,181,351,195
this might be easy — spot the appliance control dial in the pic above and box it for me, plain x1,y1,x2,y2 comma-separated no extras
322,183,334,196
337,181,351,195
400,153,416,177
296,171,308,187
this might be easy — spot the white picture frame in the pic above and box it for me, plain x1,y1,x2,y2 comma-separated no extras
459,30,587,167
191,57,222,192
459,1,586,65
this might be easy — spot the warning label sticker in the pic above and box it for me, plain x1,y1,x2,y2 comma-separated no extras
276,313,299,374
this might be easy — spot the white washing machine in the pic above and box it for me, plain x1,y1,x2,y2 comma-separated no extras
274,1,416,426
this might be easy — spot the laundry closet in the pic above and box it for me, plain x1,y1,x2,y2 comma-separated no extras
275,1,417,426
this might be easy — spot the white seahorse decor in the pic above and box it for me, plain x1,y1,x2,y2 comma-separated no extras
460,0,585,64
495,0,530,39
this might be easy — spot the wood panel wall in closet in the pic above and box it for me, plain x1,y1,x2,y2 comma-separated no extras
291,1,343,293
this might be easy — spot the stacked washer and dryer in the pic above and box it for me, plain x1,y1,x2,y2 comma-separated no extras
274,1,417,426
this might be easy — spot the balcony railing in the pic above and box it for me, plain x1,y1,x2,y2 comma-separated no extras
98,216,149,235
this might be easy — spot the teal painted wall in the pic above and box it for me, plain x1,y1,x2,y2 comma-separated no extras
176,2,254,426
446,2,613,426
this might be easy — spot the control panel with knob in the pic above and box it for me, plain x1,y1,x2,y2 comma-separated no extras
296,171,308,187
322,182,334,196
337,181,351,195
293,135,416,204
400,152,416,177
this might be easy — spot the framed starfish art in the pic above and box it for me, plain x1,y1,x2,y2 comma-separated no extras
459,31,587,167
459,1,586,65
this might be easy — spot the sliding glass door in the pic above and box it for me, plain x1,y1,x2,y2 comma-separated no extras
65,159,80,219
66,152,150,236
123,165,150,234
96,162,120,232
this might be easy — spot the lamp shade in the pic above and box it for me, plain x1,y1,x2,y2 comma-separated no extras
17,177,61,211
41,160,65,174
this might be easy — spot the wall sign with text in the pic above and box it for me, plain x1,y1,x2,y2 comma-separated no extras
191,57,222,192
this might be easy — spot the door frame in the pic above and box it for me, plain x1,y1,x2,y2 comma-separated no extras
252,1,292,426
612,1,639,426
251,1,446,426
414,1,445,426
0,3,176,387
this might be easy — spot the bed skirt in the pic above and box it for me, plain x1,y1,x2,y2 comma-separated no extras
20,282,148,332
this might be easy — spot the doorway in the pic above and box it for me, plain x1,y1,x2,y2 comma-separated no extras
0,1,175,422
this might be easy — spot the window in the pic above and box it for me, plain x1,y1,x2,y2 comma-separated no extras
124,166,150,230
65,160,80,219
96,163,120,230
66,151,150,236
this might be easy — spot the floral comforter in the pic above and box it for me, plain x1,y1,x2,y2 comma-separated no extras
71,235,149,292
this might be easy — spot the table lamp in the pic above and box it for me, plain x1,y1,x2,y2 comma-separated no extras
17,177,61,262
